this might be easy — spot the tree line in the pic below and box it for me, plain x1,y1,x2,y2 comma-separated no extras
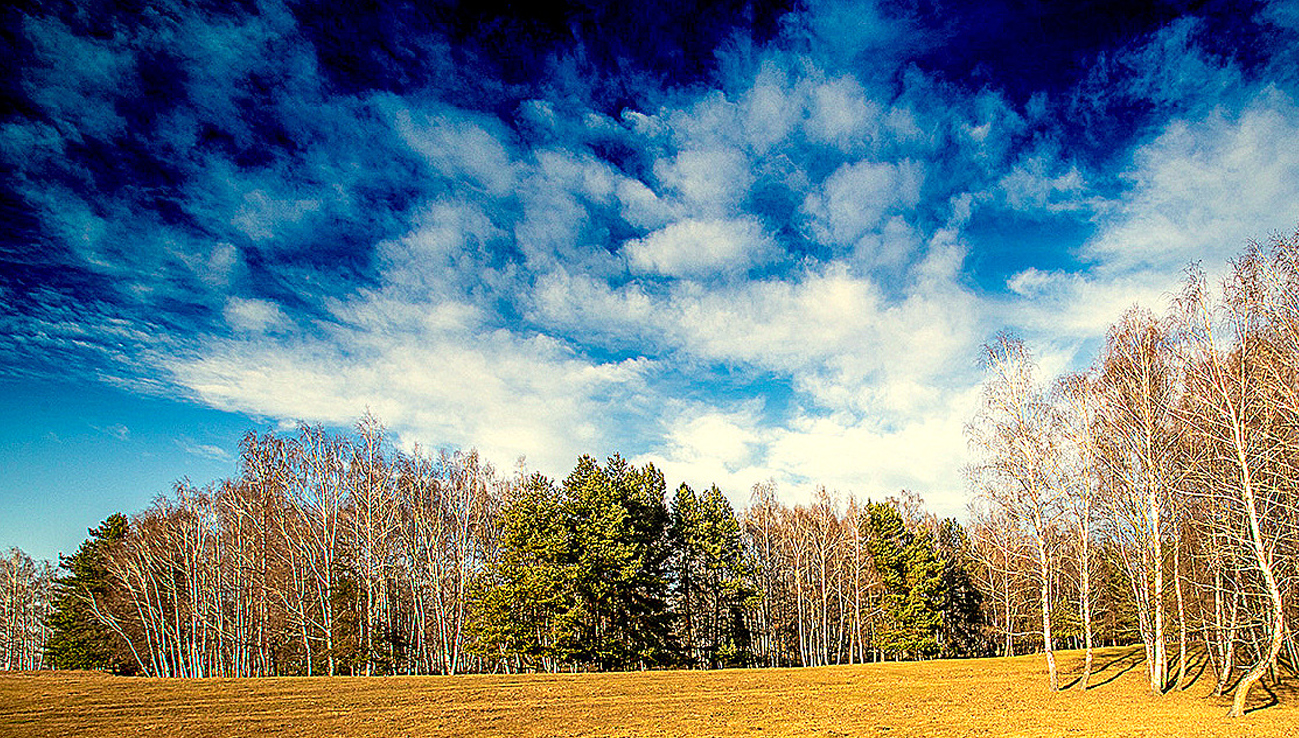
11,413,990,677
966,231,1299,716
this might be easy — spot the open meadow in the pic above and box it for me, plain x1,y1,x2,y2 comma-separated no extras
1,648,1295,738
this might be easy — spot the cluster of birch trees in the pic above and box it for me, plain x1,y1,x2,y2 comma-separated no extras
967,232,1299,716
0,547,54,670
44,414,507,677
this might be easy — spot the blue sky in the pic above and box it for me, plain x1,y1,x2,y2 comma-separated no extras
4,0,1299,561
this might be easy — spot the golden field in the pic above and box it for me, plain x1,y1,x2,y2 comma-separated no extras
1,648,1294,737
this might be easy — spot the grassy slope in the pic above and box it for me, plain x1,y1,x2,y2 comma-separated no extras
1,648,1295,737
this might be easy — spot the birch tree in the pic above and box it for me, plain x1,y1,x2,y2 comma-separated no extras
968,333,1066,690
1056,371,1100,688
1094,308,1182,694
1178,252,1291,716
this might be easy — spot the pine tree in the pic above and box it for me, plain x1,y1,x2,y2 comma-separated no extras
466,473,569,670
671,484,754,668
45,514,132,672
559,455,675,670
863,503,943,659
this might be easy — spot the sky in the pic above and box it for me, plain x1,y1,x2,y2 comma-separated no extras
4,0,1299,562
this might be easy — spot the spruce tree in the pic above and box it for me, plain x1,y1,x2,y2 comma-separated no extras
559,455,674,670
936,518,989,657
863,503,943,659
467,473,570,669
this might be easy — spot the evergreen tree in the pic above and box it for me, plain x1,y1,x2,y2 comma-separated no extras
935,519,990,657
863,503,943,659
469,456,676,672
467,473,570,670
671,484,755,668
45,514,132,672
559,455,675,670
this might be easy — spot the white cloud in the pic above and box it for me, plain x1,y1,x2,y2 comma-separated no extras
638,383,981,518
998,155,1089,213
223,297,291,333
635,405,771,503
655,146,753,215
167,315,652,480
626,218,777,278
175,436,233,462
805,74,880,151
1084,89,1299,274
742,62,800,154
849,215,920,271
616,178,678,231
804,159,924,247
991,88,1299,352
392,105,518,196
766,388,978,516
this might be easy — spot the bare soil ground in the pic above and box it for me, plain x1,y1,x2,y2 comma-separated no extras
1,648,1295,737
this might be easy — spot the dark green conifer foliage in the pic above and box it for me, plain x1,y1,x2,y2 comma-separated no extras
935,518,990,657
670,484,755,668
863,503,944,659
467,473,570,669
560,454,675,669
45,514,132,672
468,456,676,671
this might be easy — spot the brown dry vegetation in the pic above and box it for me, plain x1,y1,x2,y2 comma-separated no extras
1,648,1295,738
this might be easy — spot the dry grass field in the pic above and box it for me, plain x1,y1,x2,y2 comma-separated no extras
2,648,1295,737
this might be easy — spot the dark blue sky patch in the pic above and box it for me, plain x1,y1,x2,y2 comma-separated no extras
291,0,797,113
964,206,1096,293
907,0,1238,100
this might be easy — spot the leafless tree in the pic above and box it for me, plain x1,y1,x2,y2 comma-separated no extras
1177,248,1292,716
968,333,1067,690
0,547,54,671
1093,308,1183,695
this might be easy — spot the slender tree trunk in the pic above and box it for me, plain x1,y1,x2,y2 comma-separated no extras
1004,567,1013,657
1229,469,1286,717
1077,516,1093,690
1215,589,1239,697
1150,482,1166,694
1037,538,1058,691
1174,544,1187,691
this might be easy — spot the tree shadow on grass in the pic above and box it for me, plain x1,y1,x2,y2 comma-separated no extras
1243,675,1299,715
1055,648,1147,690
1164,648,1211,691
1081,648,1146,690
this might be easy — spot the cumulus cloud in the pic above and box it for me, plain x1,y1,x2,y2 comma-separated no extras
626,218,777,278
655,146,754,215
166,313,653,477
803,159,924,248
